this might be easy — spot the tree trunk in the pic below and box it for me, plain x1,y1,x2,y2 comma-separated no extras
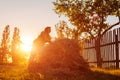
95,37,102,68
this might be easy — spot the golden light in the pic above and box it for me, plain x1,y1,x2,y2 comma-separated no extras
21,37,33,52
21,44,32,52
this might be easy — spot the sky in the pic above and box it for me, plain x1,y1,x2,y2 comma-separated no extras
0,0,65,44
0,0,119,44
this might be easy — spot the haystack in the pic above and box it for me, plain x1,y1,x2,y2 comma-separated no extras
28,38,89,77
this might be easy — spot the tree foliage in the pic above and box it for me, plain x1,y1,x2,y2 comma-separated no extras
0,25,10,63
12,27,21,51
55,21,72,39
0,26,26,64
53,0,120,39
55,20,89,40
1,25,10,50
11,27,21,64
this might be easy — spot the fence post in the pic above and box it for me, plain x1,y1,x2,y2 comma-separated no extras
115,34,119,69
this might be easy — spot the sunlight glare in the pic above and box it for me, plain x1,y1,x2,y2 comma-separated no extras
21,44,32,52
21,37,33,52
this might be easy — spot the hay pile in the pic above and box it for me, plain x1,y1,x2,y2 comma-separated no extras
28,38,89,78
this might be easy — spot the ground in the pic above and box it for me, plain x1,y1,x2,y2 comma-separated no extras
0,64,120,80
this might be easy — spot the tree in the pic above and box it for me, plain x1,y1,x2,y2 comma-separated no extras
53,0,120,67
55,21,72,39
55,20,89,40
11,27,21,64
0,25,10,63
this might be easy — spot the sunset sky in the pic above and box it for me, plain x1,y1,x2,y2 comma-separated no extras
0,0,119,44
0,0,65,44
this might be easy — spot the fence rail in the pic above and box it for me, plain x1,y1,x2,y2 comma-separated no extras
82,27,120,69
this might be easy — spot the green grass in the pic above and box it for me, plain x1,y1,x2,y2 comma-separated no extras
0,65,120,80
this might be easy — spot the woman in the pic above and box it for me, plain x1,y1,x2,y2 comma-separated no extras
28,26,51,71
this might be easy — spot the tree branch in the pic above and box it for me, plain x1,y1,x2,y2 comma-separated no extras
101,21,120,37
88,31,95,39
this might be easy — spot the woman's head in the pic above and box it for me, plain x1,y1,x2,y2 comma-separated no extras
45,27,51,33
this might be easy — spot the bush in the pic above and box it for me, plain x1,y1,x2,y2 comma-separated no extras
28,38,89,78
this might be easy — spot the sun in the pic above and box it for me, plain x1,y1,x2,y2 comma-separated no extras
21,37,33,52
21,44,32,52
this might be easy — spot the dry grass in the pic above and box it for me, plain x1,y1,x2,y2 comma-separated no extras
91,68,120,76
0,65,119,80
28,39,89,78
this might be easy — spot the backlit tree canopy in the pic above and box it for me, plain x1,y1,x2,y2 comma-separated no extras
55,21,83,40
53,0,120,39
11,27,21,64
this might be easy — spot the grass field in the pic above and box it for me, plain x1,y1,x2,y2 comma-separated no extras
0,65,120,80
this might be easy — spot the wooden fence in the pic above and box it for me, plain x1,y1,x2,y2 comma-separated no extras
82,27,120,69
